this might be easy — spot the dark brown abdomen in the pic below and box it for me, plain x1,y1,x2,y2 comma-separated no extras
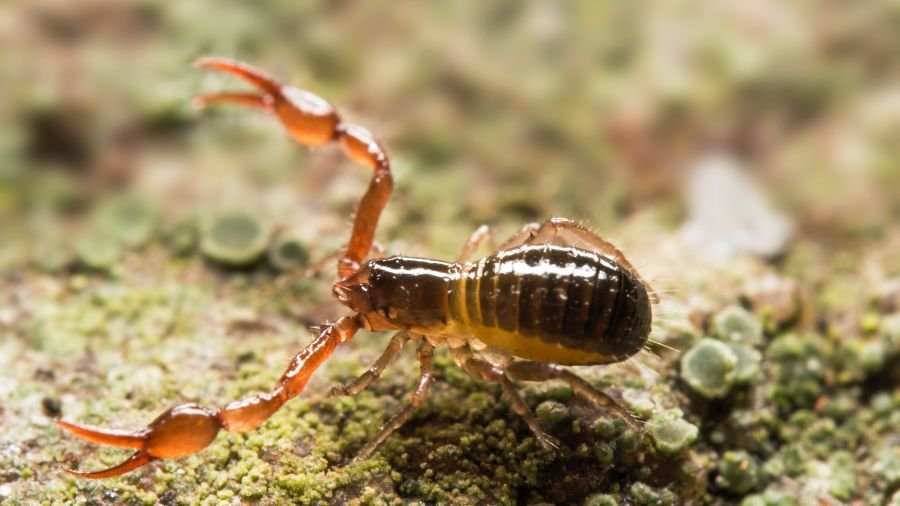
451,244,651,361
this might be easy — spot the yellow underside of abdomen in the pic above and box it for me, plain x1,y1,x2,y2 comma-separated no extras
459,323,617,366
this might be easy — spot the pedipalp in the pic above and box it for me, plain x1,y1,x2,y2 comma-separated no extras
58,316,360,477
194,57,392,278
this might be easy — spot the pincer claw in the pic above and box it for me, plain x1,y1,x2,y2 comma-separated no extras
56,403,222,479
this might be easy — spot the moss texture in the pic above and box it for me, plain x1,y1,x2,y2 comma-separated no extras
2,1,900,505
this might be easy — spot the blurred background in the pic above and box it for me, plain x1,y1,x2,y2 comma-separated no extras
2,1,900,504
2,0,899,268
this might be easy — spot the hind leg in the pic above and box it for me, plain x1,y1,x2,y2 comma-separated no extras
510,218,658,302
456,225,496,262
505,361,637,426
495,219,632,267
520,218,637,272
497,222,542,251
451,347,559,452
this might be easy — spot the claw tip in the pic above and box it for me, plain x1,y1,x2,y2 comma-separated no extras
193,57,215,68
59,451,156,479
60,466,89,477
194,56,236,70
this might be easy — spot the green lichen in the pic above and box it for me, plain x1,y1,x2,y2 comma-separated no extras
647,409,699,454
535,400,570,428
93,195,158,248
269,232,311,272
583,493,619,506
826,451,857,501
74,229,123,272
165,218,199,257
628,482,676,506
740,489,797,506
714,305,763,346
725,342,762,385
680,338,738,399
716,450,761,495
200,212,272,267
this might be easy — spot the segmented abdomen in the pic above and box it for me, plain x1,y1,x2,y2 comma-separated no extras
450,244,651,361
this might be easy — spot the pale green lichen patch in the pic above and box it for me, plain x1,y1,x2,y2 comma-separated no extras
716,450,761,495
201,212,273,267
680,338,738,399
724,342,762,385
647,409,699,454
714,306,763,346
92,195,159,249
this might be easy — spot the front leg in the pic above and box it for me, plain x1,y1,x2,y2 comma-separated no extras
57,316,361,478
330,332,409,397
352,340,434,462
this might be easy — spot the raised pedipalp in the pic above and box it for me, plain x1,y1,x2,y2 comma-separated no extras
192,92,271,110
194,57,284,96
194,57,393,279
